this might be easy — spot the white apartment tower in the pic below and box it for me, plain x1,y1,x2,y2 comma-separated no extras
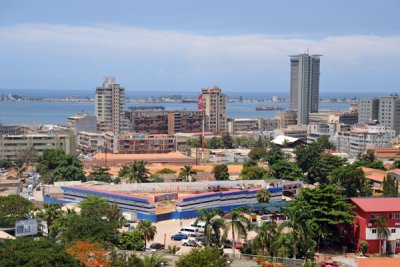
95,76,125,152
289,53,321,125
378,94,400,134
202,86,227,133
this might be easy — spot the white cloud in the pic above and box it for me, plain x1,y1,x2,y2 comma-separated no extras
0,23,400,91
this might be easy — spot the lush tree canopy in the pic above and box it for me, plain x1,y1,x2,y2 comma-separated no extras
383,175,399,196
87,166,112,183
241,165,268,180
248,147,267,161
264,145,286,165
329,164,372,197
307,154,347,185
0,238,79,267
0,195,34,228
212,164,230,180
283,185,354,246
269,160,304,181
176,247,228,267
294,143,323,173
117,230,145,251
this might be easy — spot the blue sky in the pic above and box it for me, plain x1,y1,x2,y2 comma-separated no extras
1,0,399,93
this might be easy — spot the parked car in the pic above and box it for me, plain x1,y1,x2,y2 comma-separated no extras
171,233,188,241
261,215,272,221
181,237,199,247
149,242,164,251
233,241,244,249
178,227,199,236
224,239,233,248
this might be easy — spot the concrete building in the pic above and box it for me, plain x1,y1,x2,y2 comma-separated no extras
258,118,280,132
67,112,97,136
95,77,126,153
202,86,227,133
273,111,297,128
76,131,104,151
289,53,321,125
0,133,76,160
336,124,395,158
338,112,358,125
358,99,379,124
347,197,400,254
272,125,308,139
125,109,204,135
227,118,259,133
308,110,341,124
0,124,24,135
379,94,400,134
108,133,176,154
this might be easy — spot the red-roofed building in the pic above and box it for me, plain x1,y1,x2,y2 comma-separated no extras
348,197,400,254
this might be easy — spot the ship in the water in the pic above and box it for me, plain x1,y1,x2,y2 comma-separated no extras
255,106,285,111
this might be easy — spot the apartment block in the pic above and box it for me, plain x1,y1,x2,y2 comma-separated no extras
0,133,76,160
379,94,400,134
258,118,280,132
227,118,259,133
358,99,379,124
336,124,395,158
273,110,297,128
125,109,204,134
113,134,176,154
67,112,97,136
202,86,227,133
76,131,104,152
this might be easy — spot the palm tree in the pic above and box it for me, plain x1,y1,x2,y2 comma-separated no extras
125,160,150,183
223,207,251,258
36,203,64,227
195,209,226,247
376,215,390,255
254,221,277,255
137,220,157,249
141,253,169,267
179,165,197,182
256,189,270,203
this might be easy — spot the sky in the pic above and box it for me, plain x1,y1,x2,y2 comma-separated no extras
1,0,400,94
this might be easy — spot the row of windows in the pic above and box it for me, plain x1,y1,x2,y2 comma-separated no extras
371,213,400,219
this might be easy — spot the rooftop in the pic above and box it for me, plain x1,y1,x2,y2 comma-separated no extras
350,197,400,212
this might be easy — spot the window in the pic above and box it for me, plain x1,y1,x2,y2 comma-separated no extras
371,214,379,220
392,229,396,234
396,240,400,248
390,213,400,219
372,229,377,234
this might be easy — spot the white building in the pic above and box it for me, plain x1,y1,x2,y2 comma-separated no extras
378,94,400,134
202,86,227,133
336,124,395,158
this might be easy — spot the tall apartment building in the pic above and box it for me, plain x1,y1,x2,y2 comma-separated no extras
378,94,400,134
358,99,379,124
202,86,227,133
289,54,321,125
95,77,126,153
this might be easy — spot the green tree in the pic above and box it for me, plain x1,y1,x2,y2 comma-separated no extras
179,165,197,182
360,241,369,256
269,160,305,181
87,166,112,183
376,215,390,255
294,142,323,173
36,203,64,231
118,164,131,177
0,159,13,169
124,160,150,183
329,164,372,197
0,238,79,267
307,154,347,185
0,195,34,228
212,164,230,180
13,158,26,179
240,165,268,180
383,175,399,196
37,149,70,182
256,189,270,203
223,207,251,257
79,195,123,226
316,135,336,150
51,154,86,183
283,185,354,248
117,230,145,251
248,147,267,161
149,174,164,183
221,132,234,149
264,145,286,165
176,247,228,267
136,220,157,249
254,221,277,255
140,253,170,267
195,209,225,247
206,137,224,149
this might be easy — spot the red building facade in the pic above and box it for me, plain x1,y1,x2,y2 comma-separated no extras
349,198,400,254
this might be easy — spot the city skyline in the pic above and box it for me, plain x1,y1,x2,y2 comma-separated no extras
1,0,400,93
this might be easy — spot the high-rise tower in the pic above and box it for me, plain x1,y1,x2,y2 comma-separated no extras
201,86,227,133
95,76,125,152
289,53,321,125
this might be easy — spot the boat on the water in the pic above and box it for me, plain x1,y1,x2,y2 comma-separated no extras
255,106,285,111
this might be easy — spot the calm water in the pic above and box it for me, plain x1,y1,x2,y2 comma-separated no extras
0,100,349,125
